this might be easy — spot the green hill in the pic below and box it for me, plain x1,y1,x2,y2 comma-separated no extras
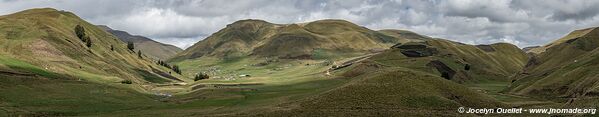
170,19,415,61
522,46,540,53
0,8,560,116
0,8,184,88
97,25,182,60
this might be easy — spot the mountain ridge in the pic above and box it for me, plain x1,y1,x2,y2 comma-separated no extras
507,26,599,106
97,25,183,60
170,19,428,61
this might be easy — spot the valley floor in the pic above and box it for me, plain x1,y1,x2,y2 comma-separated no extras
0,56,591,116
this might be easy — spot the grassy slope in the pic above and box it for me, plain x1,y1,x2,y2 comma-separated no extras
0,53,344,116
168,38,527,116
0,74,164,116
0,8,554,116
0,8,183,86
165,22,529,116
254,61,504,116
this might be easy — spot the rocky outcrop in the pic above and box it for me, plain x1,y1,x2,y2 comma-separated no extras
426,60,456,80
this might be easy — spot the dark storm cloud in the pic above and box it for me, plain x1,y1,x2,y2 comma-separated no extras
1,0,599,49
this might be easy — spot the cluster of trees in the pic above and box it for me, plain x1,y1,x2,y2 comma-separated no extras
194,73,209,81
74,25,92,47
156,60,181,74
172,65,181,74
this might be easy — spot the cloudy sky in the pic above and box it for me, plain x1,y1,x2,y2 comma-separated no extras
2,0,599,49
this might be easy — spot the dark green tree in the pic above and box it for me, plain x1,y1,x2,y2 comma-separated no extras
86,37,92,47
74,25,85,40
127,41,134,51
194,73,209,81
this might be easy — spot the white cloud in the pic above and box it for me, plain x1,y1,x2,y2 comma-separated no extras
106,8,224,39
2,0,599,49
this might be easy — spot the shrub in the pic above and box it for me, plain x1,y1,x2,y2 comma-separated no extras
74,25,85,40
127,41,134,51
194,73,209,81
156,60,171,69
121,80,132,84
441,72,450,79
138,50,142,59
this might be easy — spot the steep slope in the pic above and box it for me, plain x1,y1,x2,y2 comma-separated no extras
97,25,182,60
171,19,406,61
0,8,182,87
507,27,599,101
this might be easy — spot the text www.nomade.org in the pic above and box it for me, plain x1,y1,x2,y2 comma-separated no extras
458,107,596,115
